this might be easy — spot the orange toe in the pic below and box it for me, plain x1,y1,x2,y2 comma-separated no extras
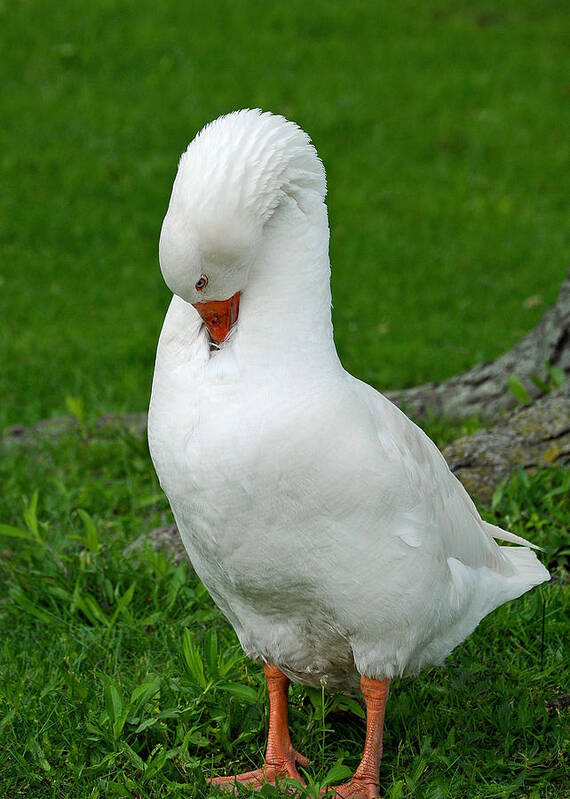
321,776,380,798
209,757,306,793
209,766,269,791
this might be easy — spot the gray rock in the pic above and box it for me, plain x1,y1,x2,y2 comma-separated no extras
442,387,569,506
125,523,188,566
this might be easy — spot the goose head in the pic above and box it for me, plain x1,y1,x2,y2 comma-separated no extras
158,109,327,345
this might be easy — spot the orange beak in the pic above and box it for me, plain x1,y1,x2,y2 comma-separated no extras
192,291,240,345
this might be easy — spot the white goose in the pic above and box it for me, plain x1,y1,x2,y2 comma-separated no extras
148,110,550,798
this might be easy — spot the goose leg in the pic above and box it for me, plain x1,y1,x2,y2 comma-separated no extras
323,676,390,799
209,662,308,792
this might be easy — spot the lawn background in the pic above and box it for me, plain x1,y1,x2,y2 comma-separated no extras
1,0,568,429
0,2,568,798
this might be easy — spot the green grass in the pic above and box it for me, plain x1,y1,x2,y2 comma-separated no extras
0,428,568,798
1,0,569,428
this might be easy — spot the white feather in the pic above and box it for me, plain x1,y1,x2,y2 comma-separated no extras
149,110,550,689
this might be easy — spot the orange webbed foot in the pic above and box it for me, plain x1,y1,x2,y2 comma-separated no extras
320,776,380,798
208,748,308,793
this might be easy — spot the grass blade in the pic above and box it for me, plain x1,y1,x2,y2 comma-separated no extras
9,588,60,626
76,509,101,554
0,524,37,541
217,682,259,703
507,374,531,404
130,674,161,713
182,628,207,689
106,581,136,636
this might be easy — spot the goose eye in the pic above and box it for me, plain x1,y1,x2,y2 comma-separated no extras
195,275,208,291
